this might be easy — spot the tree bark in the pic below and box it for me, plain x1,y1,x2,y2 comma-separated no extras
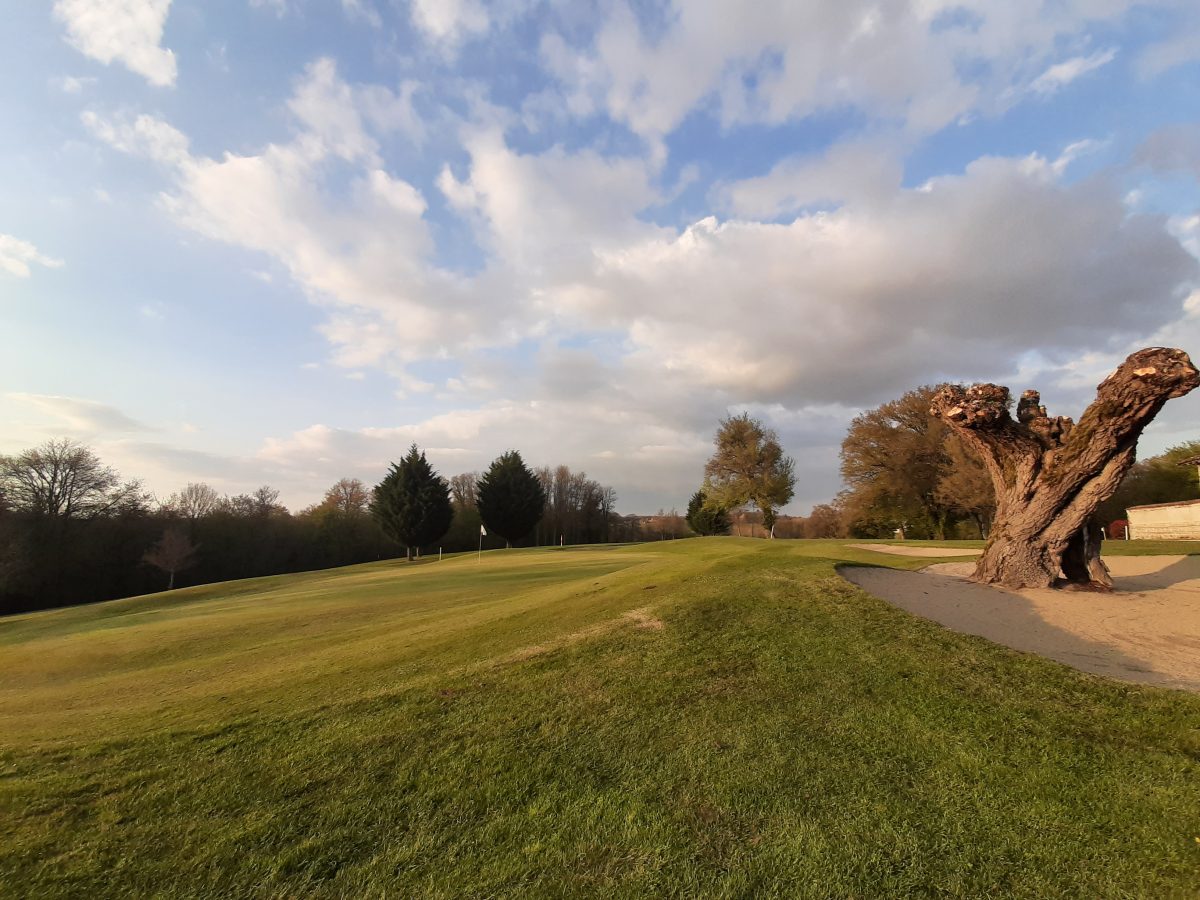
930,348,1199,590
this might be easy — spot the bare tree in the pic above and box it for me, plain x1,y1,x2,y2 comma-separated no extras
599,486,618,542
930,348,1200,589
322,478,370,515
0,439,145,520
143,528,198,590
449,472,480,509
167,482,220,521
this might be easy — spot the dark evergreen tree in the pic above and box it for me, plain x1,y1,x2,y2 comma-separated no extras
370,445,454,560
686,489,730,536
477,451,546,547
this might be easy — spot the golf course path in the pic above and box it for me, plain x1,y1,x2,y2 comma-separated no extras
841,556,1200,692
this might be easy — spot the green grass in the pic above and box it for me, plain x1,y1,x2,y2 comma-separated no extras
2,539,1198,897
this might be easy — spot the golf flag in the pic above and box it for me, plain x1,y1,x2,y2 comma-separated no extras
480,524,487,536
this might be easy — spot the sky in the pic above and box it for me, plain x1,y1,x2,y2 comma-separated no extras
2,0,1200,515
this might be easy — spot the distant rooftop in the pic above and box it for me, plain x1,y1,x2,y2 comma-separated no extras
1126,498,1200,511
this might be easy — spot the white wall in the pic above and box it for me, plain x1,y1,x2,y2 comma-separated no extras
1127,502,1200,540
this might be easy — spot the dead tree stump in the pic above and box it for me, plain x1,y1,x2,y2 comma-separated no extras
929,348,1200,590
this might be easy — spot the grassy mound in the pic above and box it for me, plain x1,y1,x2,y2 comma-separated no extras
2,539,1198,897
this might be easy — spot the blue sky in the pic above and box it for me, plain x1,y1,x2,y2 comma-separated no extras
2,0,1200,514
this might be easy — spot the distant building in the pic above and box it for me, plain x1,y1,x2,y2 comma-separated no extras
1127,499,1200,540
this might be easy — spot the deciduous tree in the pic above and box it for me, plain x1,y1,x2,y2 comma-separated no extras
703,414,795,537
840,387,958,539
143,528,198,590
0,439,146,520
166,482,220,522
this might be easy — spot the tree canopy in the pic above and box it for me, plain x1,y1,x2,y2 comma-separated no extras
840,385,994,539
370,445,454,559
0,439,145,520
477,451,546,547
702,414,795,537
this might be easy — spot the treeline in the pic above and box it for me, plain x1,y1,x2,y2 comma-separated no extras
0,440,635,615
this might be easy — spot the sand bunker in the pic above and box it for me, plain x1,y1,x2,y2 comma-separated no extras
841,555,1200,691
848,543,982,558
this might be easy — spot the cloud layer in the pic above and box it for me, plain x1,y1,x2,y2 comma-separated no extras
17,0,1200,512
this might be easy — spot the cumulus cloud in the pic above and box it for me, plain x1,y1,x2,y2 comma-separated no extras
53,0,177,87
410,0,488,48
82,60,465,366
0,234,64,278
536,2,1144,146
716,138,904,219
70,17,1200,514
80,109,190,165
573,153,1198,406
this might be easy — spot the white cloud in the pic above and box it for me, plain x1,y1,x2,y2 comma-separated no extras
571,153,1198,405
52,74,98,94
53,0,177,87
341,0,382,28
0,234,64,278
286,57,383,164
81,109,190,165
1030,47,1118,95
73,35,1200,514
82,60,470,368
717,137,904,219
535,2,1152,146
410,0,488,48
439,128,665,270
249,0,287,14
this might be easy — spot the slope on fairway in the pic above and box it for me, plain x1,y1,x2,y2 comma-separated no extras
2,539,1199,897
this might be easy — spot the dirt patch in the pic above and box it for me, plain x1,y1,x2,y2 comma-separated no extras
841,556,1200,692
623,608,665,630
848,543,982,558
501,606,664,664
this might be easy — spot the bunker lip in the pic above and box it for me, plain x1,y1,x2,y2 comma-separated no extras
840,556,1200,692
846,543,981,558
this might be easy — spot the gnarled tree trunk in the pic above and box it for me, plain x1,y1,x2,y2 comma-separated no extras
929,348,1199,590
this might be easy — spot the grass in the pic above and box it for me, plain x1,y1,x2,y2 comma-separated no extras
2,539,1199,897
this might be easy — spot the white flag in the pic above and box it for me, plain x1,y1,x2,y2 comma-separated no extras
480,524,487,536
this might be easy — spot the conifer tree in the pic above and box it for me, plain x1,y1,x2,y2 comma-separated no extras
477,451,546,548
686,489,730,536
371,445,453,560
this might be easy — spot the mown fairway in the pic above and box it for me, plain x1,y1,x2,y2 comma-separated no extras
2,539,1199,897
